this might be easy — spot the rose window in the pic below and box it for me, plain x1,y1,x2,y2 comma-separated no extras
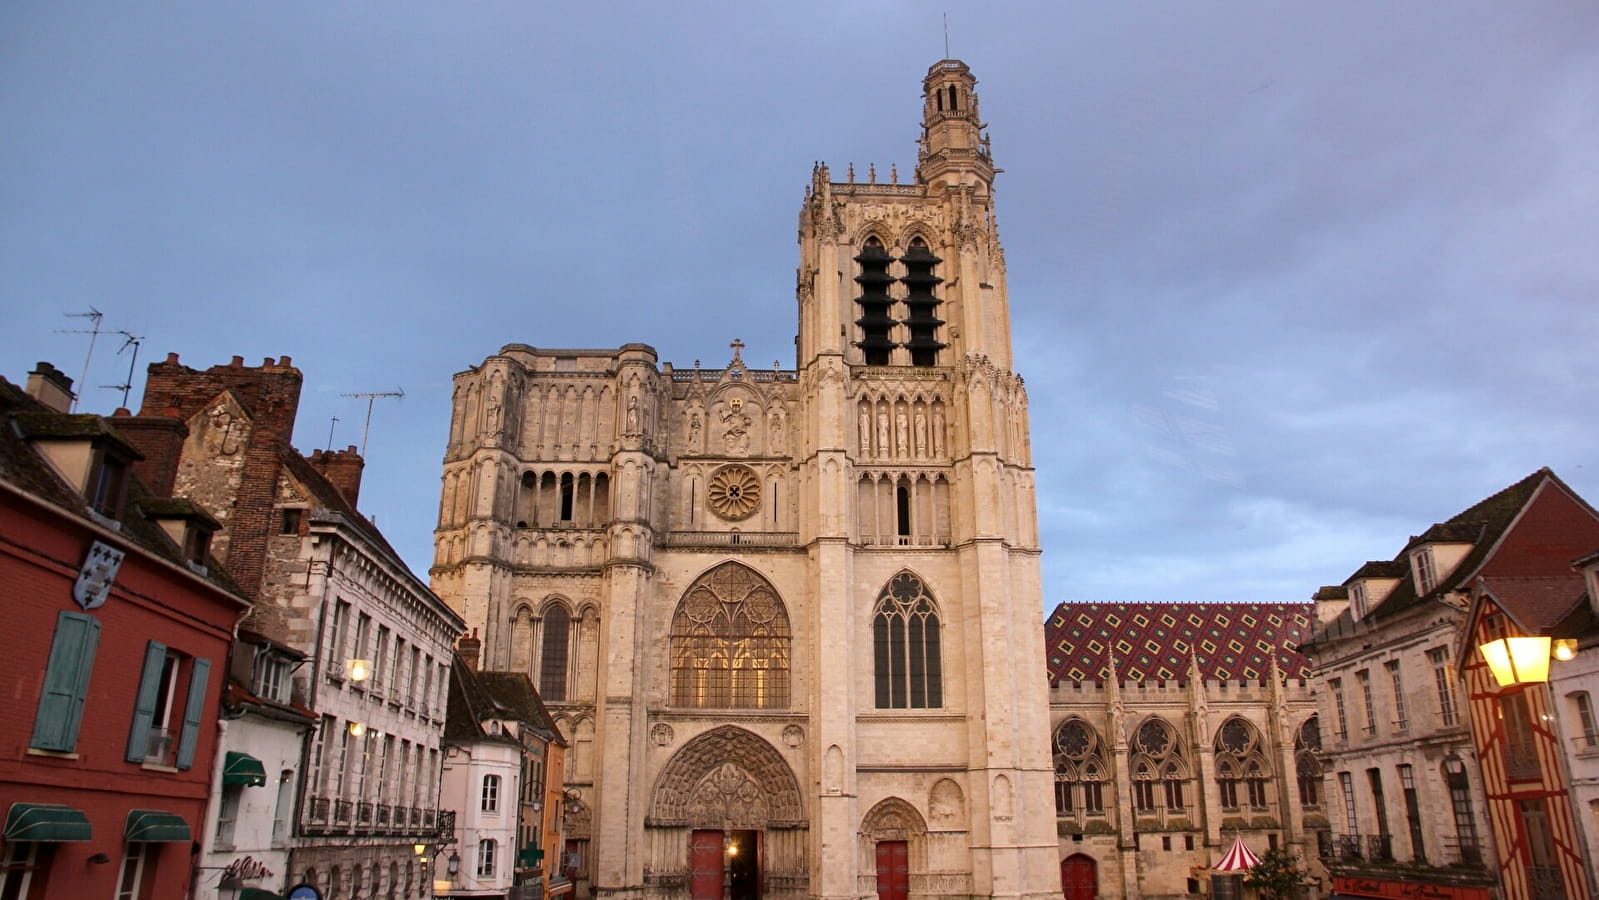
708,464,761,520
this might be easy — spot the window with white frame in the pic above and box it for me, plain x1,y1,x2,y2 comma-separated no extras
128,641,211,769
1350,582,1368,620
1356,670,1377,736
114,843,148,900
1339,772,1359,836
0,840,42,898
478,838,497,878
1427,648,1458,727
483,774,501,813
1413,548,1438,593
1572,691,1599,751
1386,660,1408,730
1330,678,1349,739
254,653,290,703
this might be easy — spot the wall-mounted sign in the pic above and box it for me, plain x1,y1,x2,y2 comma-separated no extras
287,884,323,900
74,540,125,610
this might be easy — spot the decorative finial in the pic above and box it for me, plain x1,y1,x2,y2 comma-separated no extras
868,163,877,184
848,163,855,182
891,164,898,185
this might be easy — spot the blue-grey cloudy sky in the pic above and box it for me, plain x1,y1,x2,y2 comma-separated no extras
4,2,1596,611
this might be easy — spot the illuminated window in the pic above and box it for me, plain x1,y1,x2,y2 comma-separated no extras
670,563,791,709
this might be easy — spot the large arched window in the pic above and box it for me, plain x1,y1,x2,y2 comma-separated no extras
1052,718,1107,818
872,572,943,709
1215,716,1272,812
539,603,571,702
1130,717,1188,818
669,562,791,709
1295,716,1323,808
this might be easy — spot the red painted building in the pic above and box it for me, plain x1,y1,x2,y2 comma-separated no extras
0,365,249,899
1457,470,1599,900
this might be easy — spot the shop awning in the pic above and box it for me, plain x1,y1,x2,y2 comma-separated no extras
124,809,191,842
240,889,286,900
4,803,91,842
223,751,268,787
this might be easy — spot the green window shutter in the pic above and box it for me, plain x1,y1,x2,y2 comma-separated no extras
126,641,168,763
174,658,211,770
30,611,101,752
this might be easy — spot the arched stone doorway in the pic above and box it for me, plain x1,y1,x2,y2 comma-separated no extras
858,798,928,900
1060,853,1096,900
646,725,808,900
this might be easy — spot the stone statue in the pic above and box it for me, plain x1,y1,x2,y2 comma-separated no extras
914,408,928,458
895,409,909,458
876,410,890,459
859,408,872,456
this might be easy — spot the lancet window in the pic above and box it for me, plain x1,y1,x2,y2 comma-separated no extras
900,238,946,367
1295,716,1323,808
854,237,896,366
669,563,791,709
1052,718,1107,818
1130,717,1189,818
1215,717,1272,811
872,572,943,709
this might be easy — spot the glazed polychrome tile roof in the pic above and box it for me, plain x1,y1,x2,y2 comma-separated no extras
1044,602,1315,683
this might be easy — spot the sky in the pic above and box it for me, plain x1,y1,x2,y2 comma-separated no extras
4,2,1596,613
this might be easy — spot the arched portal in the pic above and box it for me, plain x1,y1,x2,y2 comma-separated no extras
647,726,808,900
1060,853,1096,900
859,798,928,900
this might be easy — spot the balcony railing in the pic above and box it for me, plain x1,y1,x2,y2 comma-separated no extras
1573,732,1599,754
662,531,799,549
1529,864,1565,900
376,804,391,826
357,802,372,825
1442,836,1485,868
1318,833,1393,862
145,727,176,767
334,800,353,824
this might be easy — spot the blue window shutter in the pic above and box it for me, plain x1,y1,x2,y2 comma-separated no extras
175,657,211,770
127,641,168,763
30,611,101,751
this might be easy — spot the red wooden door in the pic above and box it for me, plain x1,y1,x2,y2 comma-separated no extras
691,829,725,900
876,841,908,900
1060,854,1096,900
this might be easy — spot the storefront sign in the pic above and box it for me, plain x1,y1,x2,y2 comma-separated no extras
1332,875,1491,900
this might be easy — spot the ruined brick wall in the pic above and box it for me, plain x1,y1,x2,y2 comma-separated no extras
138,353,303,600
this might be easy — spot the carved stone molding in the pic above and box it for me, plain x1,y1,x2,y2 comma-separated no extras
707,464,761,520
648,725,805,829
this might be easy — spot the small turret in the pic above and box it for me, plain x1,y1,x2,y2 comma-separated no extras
916,59,995,188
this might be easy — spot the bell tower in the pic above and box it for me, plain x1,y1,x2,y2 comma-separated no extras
794,59,1057,900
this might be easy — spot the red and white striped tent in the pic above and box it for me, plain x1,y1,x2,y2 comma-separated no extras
1213,834,1262,871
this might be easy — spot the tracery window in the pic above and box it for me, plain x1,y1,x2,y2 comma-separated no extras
1130,717,1188,818
872,572,943,709
1215,716,1272,812
669,562,790,709
1052,718,1107,817
1295,716,1323,808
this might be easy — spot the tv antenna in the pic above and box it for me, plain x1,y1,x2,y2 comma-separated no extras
326,416,340,452
55,307,105,411
340,388,404,456
98,332,144,409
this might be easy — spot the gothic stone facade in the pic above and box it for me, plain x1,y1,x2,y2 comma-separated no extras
431,61,1058,900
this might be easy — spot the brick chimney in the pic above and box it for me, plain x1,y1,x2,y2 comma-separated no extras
458,629,481,672
109,408,190,497
24,362,74,413
308,445,365,509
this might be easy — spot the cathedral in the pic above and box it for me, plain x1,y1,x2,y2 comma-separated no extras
431,60,1059,900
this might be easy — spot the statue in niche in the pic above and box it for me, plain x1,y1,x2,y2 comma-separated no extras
914,408,928,458
722,407,752,455
895,409,909,457
876,410,890,459
688,411,703,452
932,407,946,456
768,407,786,455
859,408,872,456
625,395,640,433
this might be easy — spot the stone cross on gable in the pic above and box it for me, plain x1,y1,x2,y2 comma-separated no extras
729,338,744,366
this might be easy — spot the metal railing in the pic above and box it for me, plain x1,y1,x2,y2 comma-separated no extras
1528,864,1565,900
145,728,176,767
1442,836,1484,867
1318,833,1393,862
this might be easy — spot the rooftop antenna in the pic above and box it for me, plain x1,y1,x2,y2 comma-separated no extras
326,416,340,452
55,307,104,411
943,12,950,59
98,332,143,409
340,388,404,456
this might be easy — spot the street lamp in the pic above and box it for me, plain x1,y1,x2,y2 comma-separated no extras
347,657,372,682
1479,636,1552,687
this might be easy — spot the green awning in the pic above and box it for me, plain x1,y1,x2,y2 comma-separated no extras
223,751,268,787
240,889,285,900
124,809,191,842
4,803,91,842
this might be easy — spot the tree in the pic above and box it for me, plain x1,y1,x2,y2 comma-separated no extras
1245,848,1308,900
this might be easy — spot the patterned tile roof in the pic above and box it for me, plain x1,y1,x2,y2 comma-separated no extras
1044,602,1315,684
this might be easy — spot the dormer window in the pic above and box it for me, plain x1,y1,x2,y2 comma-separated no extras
90,451,129,518
1413,549,1438,593
182,524,212,566
1350,583,1369,621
